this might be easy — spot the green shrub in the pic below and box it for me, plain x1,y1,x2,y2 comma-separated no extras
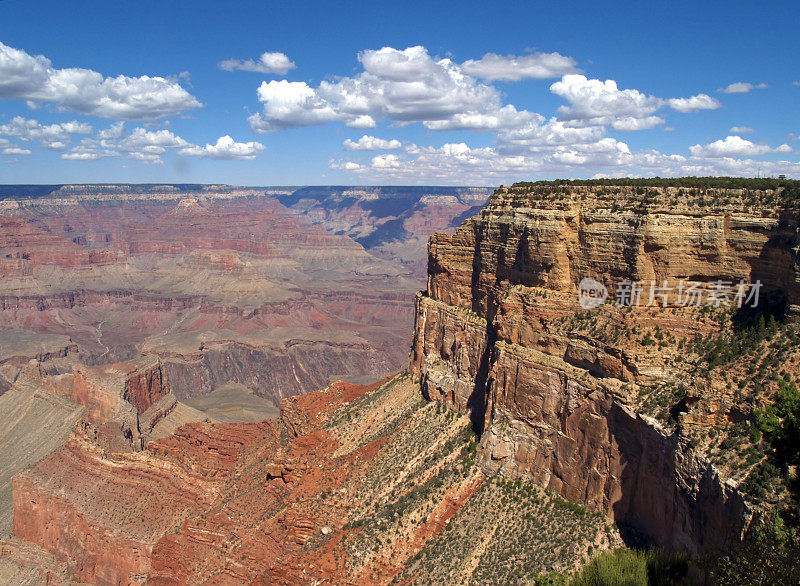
570,549,689,586
710,515,800,585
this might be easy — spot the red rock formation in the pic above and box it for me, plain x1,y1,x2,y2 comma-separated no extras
123,364,167,414
11,417,279,584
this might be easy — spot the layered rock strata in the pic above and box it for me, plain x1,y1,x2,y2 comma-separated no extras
410,183,800,556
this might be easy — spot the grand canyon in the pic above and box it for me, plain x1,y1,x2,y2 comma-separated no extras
0,179,797,584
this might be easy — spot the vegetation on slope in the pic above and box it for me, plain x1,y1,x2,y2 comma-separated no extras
393,475,616,585
567,548,689,586
318,376,620,583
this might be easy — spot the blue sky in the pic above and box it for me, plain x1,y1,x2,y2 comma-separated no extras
1,0,798,185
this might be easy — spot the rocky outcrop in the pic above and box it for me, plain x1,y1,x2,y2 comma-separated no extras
3,372,618,584
161,337,406,406
278,186,491,277
10,419,261,584
410,183,800,556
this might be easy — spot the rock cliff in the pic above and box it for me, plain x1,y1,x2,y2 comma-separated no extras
410,181,800,556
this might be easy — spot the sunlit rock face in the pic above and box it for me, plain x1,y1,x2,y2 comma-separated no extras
411,182,800,556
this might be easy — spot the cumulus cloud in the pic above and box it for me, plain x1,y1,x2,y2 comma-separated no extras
178,135,265,160
730,126,754,133
689,135,774,158
330,160,363,171
333,137,641,183
250,80,341,130
423,105,534,131
0,116,92,150
496,116,604,154
219,52,296,75
343,135,402,150
611,116,665,131
371,153,401,169
719,82,768,94
335,136,800,182
460,52,578,81
667,94,720,113
2,147,32,156
249,46,537,133
550,75,663,125
0,41,200,120
248,48,724,141
550,75,721,127
63,123,191,163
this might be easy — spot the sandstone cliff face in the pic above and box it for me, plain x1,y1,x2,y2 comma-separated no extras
410,183,800,556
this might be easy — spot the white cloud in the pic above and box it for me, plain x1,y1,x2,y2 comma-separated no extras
550,75,663,125
249,46,536,133
248,48,723,140
331,160,363,171
550,75,721,125
334,137,640,183
371,153,401,169
775,144,794,154
116,127,190,154
689,135,772,158
611,116,665,131
2,147,32,156
333,132,800,182
343,135,402,150
346,115,376,129
219,52,296,75
460,52,577,81
0,116,92,150
667,94,720,113
496,116,604,153
730,126,754,133
719,82,768,94
0,41,200,120
60,124,264,164
178,135,265,160
423,105,534,131
249,80,341,130
61,149,107,161
63,123,191,163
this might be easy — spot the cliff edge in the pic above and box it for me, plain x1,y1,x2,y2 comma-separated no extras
410,179,800,556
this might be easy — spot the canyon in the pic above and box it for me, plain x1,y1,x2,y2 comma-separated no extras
0,184,490,401
0,184,489,539
1,179,799,583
